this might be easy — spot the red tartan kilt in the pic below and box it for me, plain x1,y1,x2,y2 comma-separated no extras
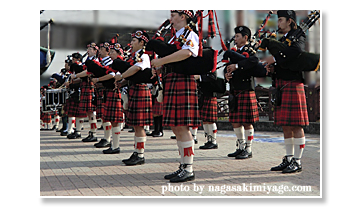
40,112,51,123
200,96,218,122
152,95,163,116
102,89,124,123
96,88,104,119
229,90,259,124
65,97,87,118
274,79,309,126
126,84,153,126
163,73,200,127
79,80,96,112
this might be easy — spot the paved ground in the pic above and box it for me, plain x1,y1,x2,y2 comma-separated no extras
40,124,321,197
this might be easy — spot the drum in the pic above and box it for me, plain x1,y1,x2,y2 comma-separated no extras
41,96,52,113
45,88,68,107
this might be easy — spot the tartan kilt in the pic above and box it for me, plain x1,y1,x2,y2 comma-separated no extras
127,84,153,126
152,95,163,116
79,80,96,112
200,96,218,122
163,73,200,127
229,90,259,124
102,88,124,123
65,97,87,118
40,112,51,123
95,87,104,119
274,79,309,126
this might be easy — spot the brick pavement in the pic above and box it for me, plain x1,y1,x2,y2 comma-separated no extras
40,125,321,197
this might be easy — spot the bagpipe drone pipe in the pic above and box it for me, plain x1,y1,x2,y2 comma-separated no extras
85,58,157,84
221,49,268,78
258,10,320,72
145,10,222,75
145,39,218,75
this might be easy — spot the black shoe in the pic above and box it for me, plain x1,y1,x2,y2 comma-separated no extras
152,131,163,137
235,149,252,159
169,169,195,183
122,152,137,163
228,149,243,157
128,128,135,133
170,135,176,139
146,131,154,136
164,164,184,179
103,147,120,154
82,132,97,142
271,156,292,171
60,130,68,136
94,139,111,148
123,152,145,166
67,132,81,139
199,141,218,149
282,158,302,173
98,126,104,130
145,130,152,136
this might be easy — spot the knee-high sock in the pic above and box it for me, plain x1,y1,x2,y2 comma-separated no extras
180,140,194,172
135,136,146,158
203,124,209,141
54,115,60,128
75,118,84,134
68,117,75,133
294,137,305,163
209,123,217,144
103,122,112,142
190,127,198,140
89,117,97,136
111,126,121,149
244,128,254,153
284,137,294,161
234,127,245,150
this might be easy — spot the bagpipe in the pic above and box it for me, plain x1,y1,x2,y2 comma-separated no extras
258,10,320,72
85,34,156,85
145,10,227,75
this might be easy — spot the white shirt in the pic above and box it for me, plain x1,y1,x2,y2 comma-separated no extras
168,27,199,57
134,49,151,70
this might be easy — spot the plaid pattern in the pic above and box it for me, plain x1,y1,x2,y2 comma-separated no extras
79,80,96,112
163,73,200,127
64,97,87,118
152,95,163,116
229,90,259,123
102,89,124,123
274,79,309,126
200,96,218,122
40,112,51,123
126,84,153,126
95,87,104,119
207,10,216,38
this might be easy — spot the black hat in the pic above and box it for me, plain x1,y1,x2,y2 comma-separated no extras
72,52,82,60
87,42,99,50
234,26,251,38
110,43,124,54
277,10,296,22
131,30,150,43
171,10,194,19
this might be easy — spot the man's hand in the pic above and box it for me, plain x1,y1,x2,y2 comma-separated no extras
226,64,237,73
151,58,164,69
114,73,123,81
